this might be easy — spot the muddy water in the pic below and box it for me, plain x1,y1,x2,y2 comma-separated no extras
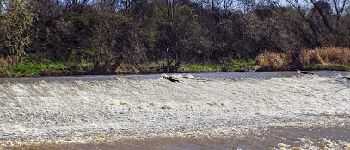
6,126,350,150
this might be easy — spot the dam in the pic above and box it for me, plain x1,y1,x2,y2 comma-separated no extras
0,72,350,149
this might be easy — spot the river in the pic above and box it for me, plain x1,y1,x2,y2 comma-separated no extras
0,71,350,149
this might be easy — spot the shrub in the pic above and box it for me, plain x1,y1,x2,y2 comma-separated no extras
0,0,34,59
0,59,9,70
256,52,292,71
300,47,350,66
299,49,325,66
316,47,350,65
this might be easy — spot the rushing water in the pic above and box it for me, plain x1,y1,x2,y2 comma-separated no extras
1,71,350,150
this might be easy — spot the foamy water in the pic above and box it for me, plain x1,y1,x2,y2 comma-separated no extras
0,73,350,149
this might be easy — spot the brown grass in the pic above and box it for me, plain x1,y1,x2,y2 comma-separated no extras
115,63,140,74
0,58,9,70
300,47,350,66
256,52,292,71
299,49,324,65
256,47,350,71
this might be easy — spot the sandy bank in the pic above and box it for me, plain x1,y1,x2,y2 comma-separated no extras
0,76,350,144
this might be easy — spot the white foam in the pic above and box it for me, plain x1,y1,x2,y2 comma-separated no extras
0,77,349,143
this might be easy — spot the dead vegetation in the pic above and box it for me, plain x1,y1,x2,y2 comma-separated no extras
256,52,292,71
300,47,350,66
256,47,350,71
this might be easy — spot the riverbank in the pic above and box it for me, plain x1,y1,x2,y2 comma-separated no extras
0,76,350,149
0,47,349,77
0,59,349,78
0,59,259,77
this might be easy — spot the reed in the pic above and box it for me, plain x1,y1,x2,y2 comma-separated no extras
299,47,350,70
315,47,350,65
256,47,350,71
256,52,292,71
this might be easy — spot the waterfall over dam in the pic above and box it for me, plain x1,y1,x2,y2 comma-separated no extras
0,73,350,149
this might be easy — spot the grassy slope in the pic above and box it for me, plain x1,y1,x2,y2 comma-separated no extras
0,61,69,77
1,60,259,77
0,59,348,77
180,60,257,72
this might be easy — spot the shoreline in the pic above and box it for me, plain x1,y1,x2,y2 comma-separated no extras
0,70,348,84
0,59,349,78
0,68,349,78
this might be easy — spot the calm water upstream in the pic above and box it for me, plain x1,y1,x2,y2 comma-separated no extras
0,71,349,83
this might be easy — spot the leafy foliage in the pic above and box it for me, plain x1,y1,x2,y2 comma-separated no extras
0,0,350,76
0,0,33,59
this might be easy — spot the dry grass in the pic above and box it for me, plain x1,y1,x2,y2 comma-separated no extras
256,52,292,71
0,58,9,70
300,47,350,66
299,49,324,65
115,64,140,74
256,47,350,71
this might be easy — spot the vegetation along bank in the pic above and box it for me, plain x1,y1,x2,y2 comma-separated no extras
1,0,350,77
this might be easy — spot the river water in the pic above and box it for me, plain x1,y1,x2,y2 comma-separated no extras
0,70,349,83
9,126,350,150
1,71,350,150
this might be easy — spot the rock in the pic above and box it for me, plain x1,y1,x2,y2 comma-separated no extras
161,73,169,78
171,74,182,79
184,73,194,79
278,143,290,148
